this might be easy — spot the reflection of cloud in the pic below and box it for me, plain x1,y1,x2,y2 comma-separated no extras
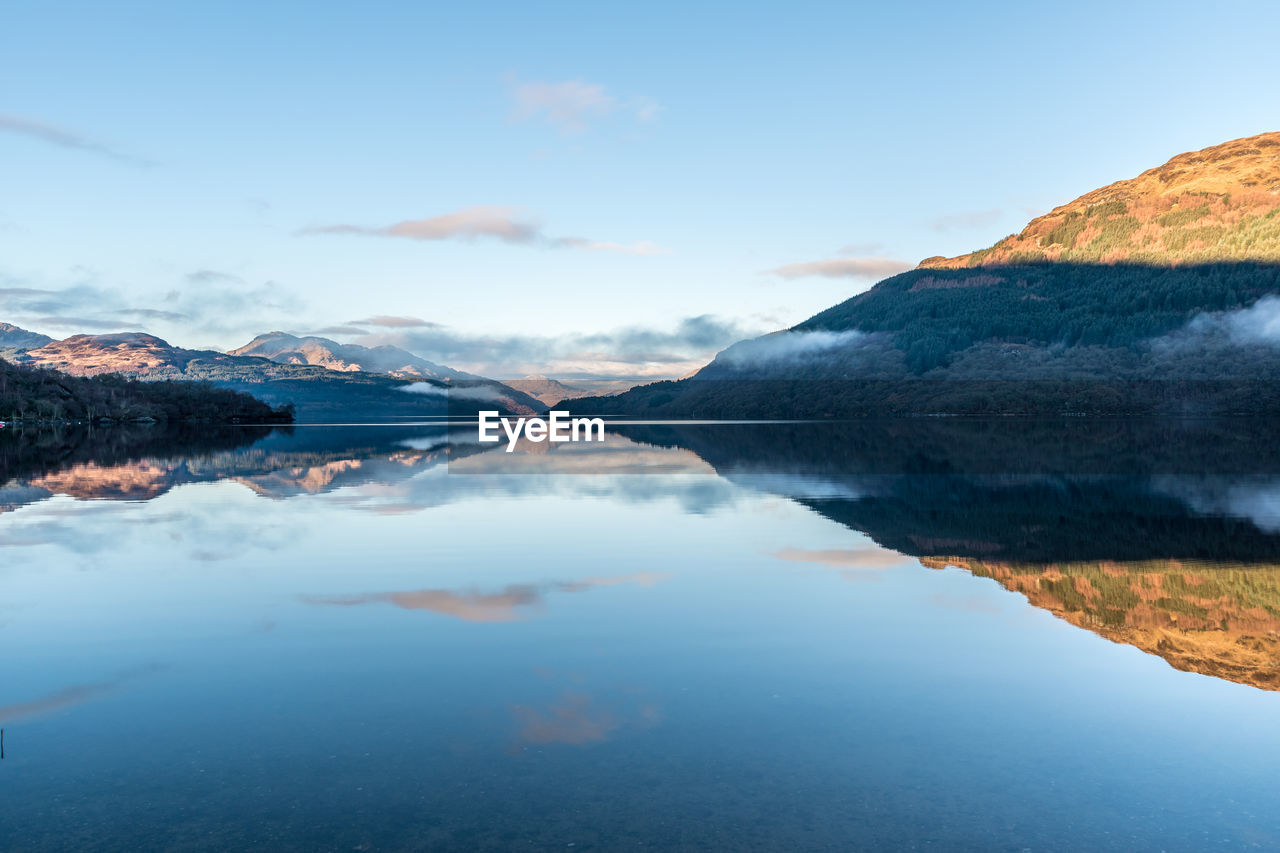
774,545,912,581
928,592,1002,614
1151,475,1280,533
774,546,912,570
513,692,619,744
304,572,668,622
0,665,162,724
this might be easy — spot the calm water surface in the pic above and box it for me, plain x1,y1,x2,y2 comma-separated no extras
2,421,1280,851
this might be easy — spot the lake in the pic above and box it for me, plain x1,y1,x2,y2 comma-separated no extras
2,419,1280,851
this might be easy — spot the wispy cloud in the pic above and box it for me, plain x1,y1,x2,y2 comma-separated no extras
929,208,1003,232
0,271,302,342
0,114,147,165
310,324,370,336
838,240,885,255
112,308,188,322
770,256,914,280
355,315,437,328
300,205,666,255
26,314,136,331
353,313,764,381
304,206,537,243
185,269,241,284
507,77,661,132
511,79,614,131
550,237,668,255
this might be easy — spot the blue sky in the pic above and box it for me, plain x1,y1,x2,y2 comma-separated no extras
3,0,1279,379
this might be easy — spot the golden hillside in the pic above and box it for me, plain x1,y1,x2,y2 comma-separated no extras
924,557,1280,691
921,132,1280,268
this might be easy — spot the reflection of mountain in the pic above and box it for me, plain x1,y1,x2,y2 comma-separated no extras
613,421,1280,562
927,558,1280,691
0,424,466,513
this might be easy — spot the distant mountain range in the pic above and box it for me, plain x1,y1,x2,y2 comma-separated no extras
229,331,481,382
500,375,634,406
575,132,1280,417
1,329,543,420
0,322,54,353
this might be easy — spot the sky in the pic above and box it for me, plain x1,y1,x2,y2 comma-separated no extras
3,0,1280,380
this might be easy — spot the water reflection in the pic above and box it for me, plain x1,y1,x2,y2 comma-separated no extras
6,419,1280,849
305,573,668,623
924,558,1280,690
4,418,1280,698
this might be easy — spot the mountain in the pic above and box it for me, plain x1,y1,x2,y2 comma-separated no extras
574,132,1280,418
0,322,54,352
922,132,1280,268
500,375,633,406
229,332,480,382
11,331,543,420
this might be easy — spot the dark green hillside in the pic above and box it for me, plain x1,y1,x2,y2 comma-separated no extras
0,358,294,423
798,262,1280,374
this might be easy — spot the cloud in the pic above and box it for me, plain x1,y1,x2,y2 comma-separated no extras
771,257,914,281
0,113,146,164
510,79,612,131
549,237,669,255
507,77,661,132
1220,295,1280,344
929,208,1003,232
631,96,663,122
0,286,53,298
1155,295,1280,355
26,314,136,331
396,382,504,401
356,315,436,328
300,206,665,255
303,206,538,243
185,269,241,284
770,256,914,280
715,329,869,368
0,269,304,342
355,313,763,380
310,324,370,336
838,241,885,255
112,308,189,322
